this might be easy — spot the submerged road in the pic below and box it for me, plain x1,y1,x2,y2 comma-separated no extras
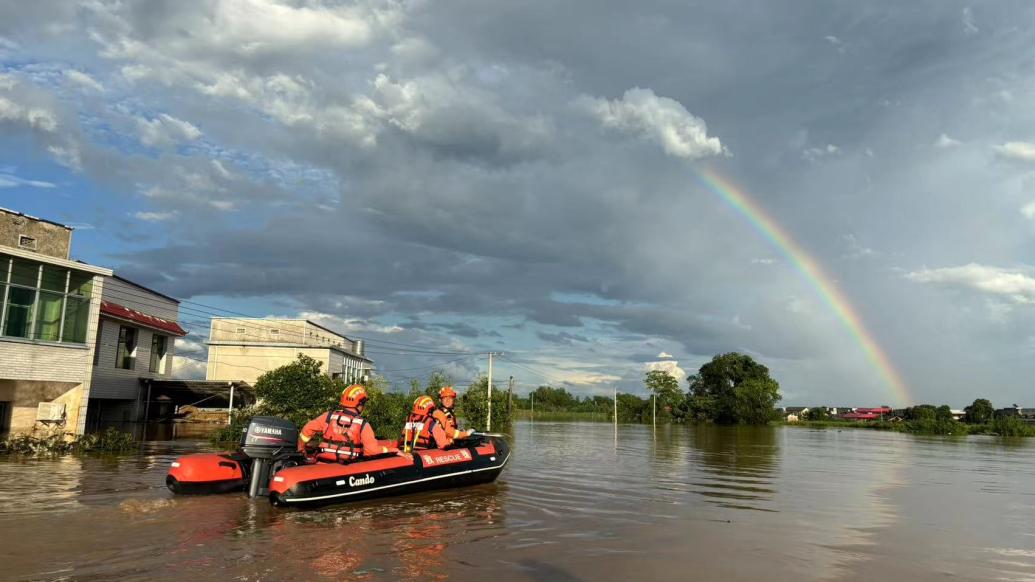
0,421,1033,581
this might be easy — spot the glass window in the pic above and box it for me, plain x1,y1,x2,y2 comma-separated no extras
40,266,67,292
10,259,40,287
3,286,36,338
0,255,94,345
62,297,90,344
34,291,64,342
149,335,167,373
116,326,137,370
67,273,93,298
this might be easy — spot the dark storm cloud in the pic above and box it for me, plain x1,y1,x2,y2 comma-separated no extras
3,1,1035,404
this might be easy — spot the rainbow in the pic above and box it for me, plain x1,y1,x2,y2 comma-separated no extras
695,167,910,406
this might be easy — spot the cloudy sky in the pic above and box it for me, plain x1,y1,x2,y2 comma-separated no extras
2,1,1034,407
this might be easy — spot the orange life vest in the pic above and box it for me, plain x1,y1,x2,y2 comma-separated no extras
440,408,457,433
401,412,439,451
317,409,366,463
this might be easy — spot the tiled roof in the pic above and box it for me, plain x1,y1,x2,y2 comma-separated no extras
101,301,187,336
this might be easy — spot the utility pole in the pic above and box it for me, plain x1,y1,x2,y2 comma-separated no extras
614,386,618,448
508,375,514,414
486,352,502,431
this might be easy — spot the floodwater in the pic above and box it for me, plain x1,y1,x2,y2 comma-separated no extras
1,422,1034,581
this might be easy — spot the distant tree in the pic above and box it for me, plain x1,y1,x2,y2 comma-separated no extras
644,370,684,420
459,377,512,430
964,398,994,424
688,353,782,424
807,407,829,421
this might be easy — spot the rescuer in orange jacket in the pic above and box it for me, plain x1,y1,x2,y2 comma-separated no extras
432,386,474,442
298,384,399,463
401,396,451,451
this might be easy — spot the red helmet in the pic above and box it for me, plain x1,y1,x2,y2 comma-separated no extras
412,395,436,415
340,384,368,408
439,386,457,399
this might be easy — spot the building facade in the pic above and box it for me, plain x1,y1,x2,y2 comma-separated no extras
0,208,111,436
206,318,372,385
86,275,187,434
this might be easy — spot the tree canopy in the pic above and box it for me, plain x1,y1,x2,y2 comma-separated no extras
687,352,782,425
963,398,994,424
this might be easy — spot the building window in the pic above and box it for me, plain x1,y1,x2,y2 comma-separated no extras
116,326,137,370
17,235,37,250
0,255,93,344
149,335,167,373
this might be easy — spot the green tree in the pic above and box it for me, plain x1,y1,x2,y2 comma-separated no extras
458,377,512,430
252,353,342,428
734,377,782,425
644,370,684,420
688,353,781,424
963,398,994,424
807,407,829,421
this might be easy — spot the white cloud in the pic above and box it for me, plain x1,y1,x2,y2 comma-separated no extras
133,211,177,222
935,133,961,148
136,113,202,148
579,87,726,160
802,143,840,162
0,96,58,132
994,141,1035,163
0,170,56,189
751,257,776,265
1022,202,1035,221
906,263,1035,304
172,355,207,379
64,70,104,92
657,351,673,359
645,359,686,383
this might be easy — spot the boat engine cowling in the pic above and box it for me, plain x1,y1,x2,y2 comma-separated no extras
240,416,303,497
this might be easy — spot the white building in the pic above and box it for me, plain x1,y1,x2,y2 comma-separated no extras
206,318,373,385
86,275,187,434
0,208,111,436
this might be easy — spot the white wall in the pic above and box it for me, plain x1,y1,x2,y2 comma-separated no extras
101,277,179,321
90,317,175,400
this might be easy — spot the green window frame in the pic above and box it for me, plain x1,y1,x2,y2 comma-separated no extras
0,255,94,344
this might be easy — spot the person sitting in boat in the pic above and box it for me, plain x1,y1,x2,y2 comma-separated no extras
433,386,474,442
298,384,399,463
401,396,451,451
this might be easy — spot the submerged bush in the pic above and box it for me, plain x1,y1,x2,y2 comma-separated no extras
990,415,1035,437
0,427,137,455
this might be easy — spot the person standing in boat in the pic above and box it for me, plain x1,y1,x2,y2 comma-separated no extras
402,396,452,451
433,386,475,442
298,384,400,462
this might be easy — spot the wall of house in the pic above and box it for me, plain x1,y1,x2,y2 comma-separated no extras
0,209,72,259
0,273,104,435
206,345,331,384
101,277,179,321
90,318,175,400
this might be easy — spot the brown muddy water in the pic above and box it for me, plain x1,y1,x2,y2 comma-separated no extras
1,421,1034,581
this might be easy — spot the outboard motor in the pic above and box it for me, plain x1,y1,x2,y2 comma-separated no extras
241,416,302,497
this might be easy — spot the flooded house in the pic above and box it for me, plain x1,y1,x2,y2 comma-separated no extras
0,207,111,436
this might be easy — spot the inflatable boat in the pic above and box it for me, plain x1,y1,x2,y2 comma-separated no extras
166,416,510,507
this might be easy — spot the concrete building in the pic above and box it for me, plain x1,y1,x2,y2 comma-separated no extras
206,318,372,385
0,208,111,436
86,275,187,434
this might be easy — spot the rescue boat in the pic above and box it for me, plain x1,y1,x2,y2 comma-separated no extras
165,415,510,507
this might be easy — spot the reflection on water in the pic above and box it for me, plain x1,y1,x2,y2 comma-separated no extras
0,422,1033,581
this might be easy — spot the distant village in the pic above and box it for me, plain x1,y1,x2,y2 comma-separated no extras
780,405,1035,425
0,207,373,439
